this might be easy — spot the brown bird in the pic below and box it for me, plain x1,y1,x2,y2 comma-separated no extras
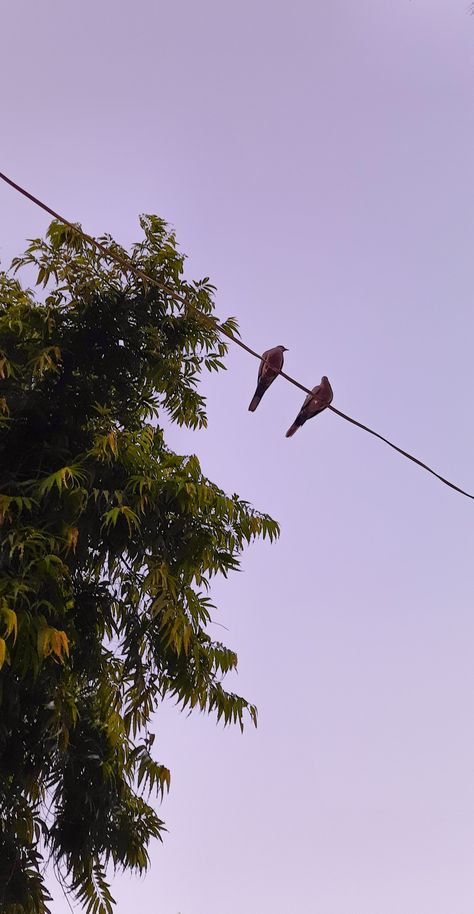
285,376,333,437
248,345,288,412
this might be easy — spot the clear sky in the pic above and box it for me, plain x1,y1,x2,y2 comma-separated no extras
2,2,474,912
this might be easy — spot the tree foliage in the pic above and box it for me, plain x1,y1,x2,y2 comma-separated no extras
0,217,279,913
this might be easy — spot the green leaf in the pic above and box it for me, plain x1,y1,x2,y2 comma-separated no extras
0,215,278,912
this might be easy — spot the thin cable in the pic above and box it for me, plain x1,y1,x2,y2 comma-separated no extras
1,170,473,501
329,405,474,499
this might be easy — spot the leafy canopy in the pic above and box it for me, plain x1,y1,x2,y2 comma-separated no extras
0,217,278,913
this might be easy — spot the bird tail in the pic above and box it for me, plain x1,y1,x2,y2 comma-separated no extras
248,393,261,412
286,414,306,437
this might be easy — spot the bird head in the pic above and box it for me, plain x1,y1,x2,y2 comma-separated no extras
279,346,289,352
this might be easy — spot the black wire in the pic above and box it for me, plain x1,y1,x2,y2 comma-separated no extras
1,170,473,501
329,405,474,499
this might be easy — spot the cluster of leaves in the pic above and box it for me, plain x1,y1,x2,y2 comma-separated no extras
0,217,279,913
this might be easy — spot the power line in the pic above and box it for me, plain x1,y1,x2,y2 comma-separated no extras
1,170,473,502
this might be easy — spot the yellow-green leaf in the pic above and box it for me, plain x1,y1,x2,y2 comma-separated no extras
0,606,18,644
37,626,69,662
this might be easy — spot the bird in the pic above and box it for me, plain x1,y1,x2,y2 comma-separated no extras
285,376,333,437
248,345,288,412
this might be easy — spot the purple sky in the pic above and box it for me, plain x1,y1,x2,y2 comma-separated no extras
2,2,474,912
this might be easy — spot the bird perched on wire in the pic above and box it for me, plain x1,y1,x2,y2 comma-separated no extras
248,345,288,412
285,376,333,437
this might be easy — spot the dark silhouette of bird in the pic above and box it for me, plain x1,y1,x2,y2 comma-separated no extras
248,345,288,412
285,376,333,437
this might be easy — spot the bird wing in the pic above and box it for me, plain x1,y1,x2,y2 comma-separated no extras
299,385,327,420
259,347,283,383
258,349,271,382
294,389,316,421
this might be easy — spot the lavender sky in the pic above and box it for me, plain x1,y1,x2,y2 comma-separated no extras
2,1,474,912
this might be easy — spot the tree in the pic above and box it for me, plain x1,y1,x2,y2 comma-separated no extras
0,217,278,913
